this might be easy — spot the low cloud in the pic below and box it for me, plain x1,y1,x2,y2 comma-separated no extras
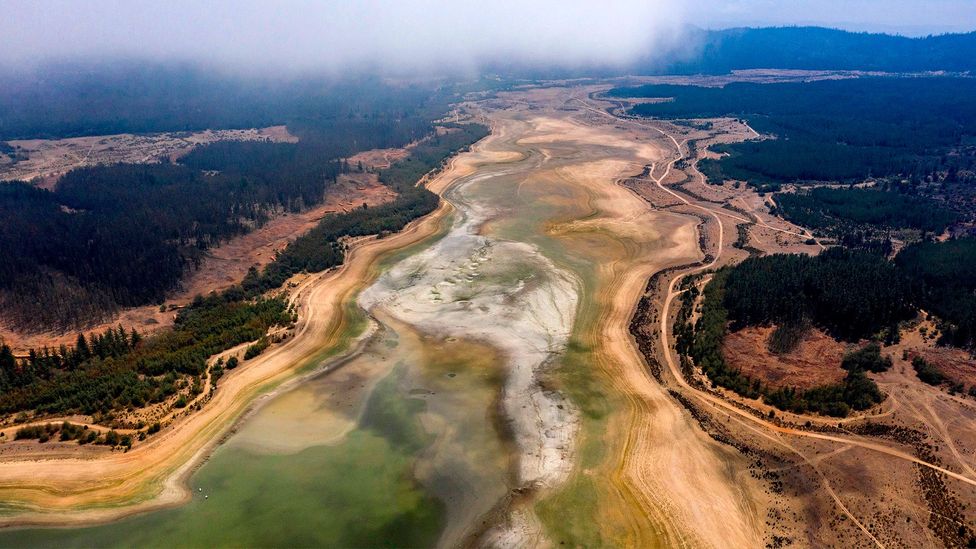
0,0,688,73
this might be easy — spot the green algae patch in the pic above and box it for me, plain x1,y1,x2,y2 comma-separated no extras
1,369,444,549
536,473,604,548
2,431,443,548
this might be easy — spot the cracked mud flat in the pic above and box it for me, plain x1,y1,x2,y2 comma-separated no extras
361,154,582,545
361,171,581,488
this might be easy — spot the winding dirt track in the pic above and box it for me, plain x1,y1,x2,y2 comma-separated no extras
575,89,976,548
577,90,976,491
479,88,768,548
630,113,976,549
650,142,976,489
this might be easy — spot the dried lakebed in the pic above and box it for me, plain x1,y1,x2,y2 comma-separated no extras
1,89,762,547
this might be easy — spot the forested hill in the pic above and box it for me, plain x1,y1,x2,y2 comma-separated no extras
649,26,976,74
0,122,488,421
0,70,468,332
680,240,976,417
609,77,976,189
0,63,436,141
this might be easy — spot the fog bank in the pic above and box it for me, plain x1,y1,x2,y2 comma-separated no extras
0,0,687,73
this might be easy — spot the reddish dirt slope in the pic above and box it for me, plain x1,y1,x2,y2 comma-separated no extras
723,325,848,390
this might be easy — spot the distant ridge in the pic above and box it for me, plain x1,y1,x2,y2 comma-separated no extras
647,26,976,74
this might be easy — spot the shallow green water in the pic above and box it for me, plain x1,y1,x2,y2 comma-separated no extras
477,156,613,546
1,368,443,549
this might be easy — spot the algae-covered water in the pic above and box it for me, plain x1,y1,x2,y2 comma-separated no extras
1,319,510,548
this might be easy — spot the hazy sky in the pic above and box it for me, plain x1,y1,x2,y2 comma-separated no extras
690,0,976,35
0,0,686,72
1,0,973,71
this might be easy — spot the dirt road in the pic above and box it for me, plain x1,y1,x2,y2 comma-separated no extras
613,93,976,546
461,87,767,548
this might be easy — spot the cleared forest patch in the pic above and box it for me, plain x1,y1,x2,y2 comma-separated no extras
723,325,847,390
914,346,976,389
0,126,298,186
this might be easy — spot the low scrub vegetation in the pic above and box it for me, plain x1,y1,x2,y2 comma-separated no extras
840,343,892,374
14,421,127,446
243,338,270,360
912,356,946,386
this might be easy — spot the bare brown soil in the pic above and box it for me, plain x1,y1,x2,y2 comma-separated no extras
587,74,976,547
896,320,976,388
347,147,408,170
723,326,848,390
919,347,976,387
346,129,442,171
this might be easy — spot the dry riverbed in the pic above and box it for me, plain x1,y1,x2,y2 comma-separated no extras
0,85,769,548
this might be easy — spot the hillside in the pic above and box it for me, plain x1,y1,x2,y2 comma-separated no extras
651,26,976,74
